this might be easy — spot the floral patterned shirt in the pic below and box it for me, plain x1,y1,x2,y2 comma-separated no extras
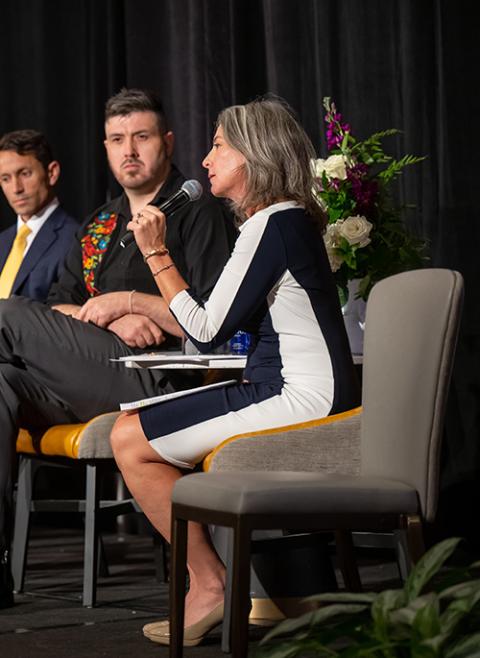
47,166,237,308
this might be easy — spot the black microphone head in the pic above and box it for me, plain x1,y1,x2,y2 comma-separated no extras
181,179,203,201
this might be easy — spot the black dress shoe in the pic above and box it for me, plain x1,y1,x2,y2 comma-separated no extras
0,550,14,609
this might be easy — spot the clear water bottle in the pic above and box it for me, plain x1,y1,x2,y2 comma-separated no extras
229,330,251,355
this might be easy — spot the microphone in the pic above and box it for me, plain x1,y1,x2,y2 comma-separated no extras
120,179,203,248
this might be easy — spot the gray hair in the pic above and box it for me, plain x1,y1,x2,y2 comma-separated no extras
105,88,168,133
217,97,325,229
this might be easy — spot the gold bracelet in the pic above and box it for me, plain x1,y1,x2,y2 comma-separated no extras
143,247,169,262
128,289,136,314
152,263,175,277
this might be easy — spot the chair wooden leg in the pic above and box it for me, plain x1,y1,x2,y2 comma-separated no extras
335,530,362,592
12,457,35,593
83,463,99,607
170,508,188,658
221,527,234,654
231,519,251,658
394,516,425,581
393,528,411,581
404,515,425,564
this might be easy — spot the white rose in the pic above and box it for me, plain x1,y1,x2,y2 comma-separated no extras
313,155,347,180
323,224,344,272
325,244,343,272
323,222,340,248
338,215,372,248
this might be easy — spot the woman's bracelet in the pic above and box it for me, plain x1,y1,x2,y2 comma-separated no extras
128,289,136,314
152,263,175,277
143,247,169,262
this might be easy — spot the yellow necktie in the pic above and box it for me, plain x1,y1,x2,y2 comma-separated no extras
0,223,32,298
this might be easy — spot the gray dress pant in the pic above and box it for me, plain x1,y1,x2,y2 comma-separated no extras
0,296,173,549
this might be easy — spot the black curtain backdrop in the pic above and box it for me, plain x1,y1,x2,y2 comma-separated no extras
1,0,479,547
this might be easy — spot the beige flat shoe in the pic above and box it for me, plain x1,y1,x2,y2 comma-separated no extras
143,602,224,647
142,618,169,634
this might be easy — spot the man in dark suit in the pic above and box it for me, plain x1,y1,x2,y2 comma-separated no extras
0,129,78,301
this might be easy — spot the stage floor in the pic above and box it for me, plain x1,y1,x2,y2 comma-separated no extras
0,524,401,657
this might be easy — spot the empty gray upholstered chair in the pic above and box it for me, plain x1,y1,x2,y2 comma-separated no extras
168,269,464,658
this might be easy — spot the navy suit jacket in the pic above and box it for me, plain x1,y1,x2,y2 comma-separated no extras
0,206,78,302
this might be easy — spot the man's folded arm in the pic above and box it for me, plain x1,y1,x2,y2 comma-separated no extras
47,228,89,308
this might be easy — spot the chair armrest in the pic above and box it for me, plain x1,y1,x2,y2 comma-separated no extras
204,407,361,475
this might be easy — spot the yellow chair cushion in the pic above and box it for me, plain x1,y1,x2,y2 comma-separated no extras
17,424,89,459
16,412,122,460
203,406,362,471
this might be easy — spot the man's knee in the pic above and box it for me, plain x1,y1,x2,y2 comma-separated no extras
0,297,23,327
0,296,39,334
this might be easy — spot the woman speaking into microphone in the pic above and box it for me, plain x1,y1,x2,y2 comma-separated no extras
110,96,360,647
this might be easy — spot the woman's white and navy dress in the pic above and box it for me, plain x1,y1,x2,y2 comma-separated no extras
140,201,360,469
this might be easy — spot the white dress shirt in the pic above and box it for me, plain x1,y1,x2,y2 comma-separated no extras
17,197,60,255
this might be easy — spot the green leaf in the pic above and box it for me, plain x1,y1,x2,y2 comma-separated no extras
306,592,377,605
378,154,427,185
310,612,372,647
309,603,369,626
391,605,418,627
420,632,450,653
405,538,462,601
391,593,440,628
411,597,441,639
439,578,480,600
367,589,408,656
410,644,440,658
357,275,371,300
260,610,318,643
440,589,480,636
261,604,367,644
328,207,346,222
371,589,407,620
445,633,480,658
337,284,349,307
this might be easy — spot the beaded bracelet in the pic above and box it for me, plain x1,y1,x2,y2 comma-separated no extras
152,263,175,277
143,247,169,262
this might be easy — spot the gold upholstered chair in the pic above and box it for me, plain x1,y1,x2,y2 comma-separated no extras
13,412,167,607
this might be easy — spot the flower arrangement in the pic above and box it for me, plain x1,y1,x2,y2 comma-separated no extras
313,97,426,302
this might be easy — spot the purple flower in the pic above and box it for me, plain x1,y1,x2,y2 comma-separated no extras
328,178,341,192
347,165,378,215
349,163,368,177
324,105,350,150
